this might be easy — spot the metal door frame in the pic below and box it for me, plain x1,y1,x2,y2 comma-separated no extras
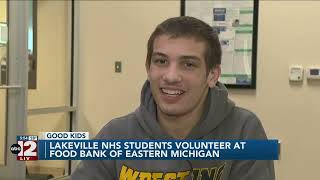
0,0,29,179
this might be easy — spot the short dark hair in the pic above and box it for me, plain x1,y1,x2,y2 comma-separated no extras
146,16,222,73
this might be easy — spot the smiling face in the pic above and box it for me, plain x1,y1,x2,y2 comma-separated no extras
146,35,220,118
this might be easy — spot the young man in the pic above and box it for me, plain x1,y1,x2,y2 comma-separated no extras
71,16,275,180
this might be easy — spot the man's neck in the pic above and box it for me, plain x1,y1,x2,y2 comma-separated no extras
157,100,206,140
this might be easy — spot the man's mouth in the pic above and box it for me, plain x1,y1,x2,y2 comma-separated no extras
160,88,185,96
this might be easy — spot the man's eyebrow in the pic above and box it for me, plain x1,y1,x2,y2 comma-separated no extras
151,53,201,61
179,55,201,61
152,52,168,58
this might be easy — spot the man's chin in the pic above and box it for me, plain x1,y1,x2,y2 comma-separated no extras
159,106,184,117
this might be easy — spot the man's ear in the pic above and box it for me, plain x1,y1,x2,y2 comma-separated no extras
207,65,221,88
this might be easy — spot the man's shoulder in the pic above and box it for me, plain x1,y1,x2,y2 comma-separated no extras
229,106,267,139
210,104,266,139
231,106,260,122
95,112,141,139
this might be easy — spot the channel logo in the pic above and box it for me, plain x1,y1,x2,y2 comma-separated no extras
11,135,38,161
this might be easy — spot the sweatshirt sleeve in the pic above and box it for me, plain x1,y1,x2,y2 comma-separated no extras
70,159,116,180
228,113,275,180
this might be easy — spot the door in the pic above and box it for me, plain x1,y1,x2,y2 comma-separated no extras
0,0,29,179
0,0,77,179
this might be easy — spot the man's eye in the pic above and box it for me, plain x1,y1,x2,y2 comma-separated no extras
184,62,196,69
153,58,168,65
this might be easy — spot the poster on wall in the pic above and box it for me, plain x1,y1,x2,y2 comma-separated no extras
181,0,258,89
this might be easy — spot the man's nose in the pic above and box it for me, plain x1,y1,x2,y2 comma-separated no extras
162,64,182,83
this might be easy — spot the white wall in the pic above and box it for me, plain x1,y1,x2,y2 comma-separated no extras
78,1,320,179
77,1,180,135
229,2,320,179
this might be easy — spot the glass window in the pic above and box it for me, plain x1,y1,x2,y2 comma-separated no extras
28,0,71,109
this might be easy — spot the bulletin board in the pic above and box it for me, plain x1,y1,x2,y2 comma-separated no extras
181,0,259,89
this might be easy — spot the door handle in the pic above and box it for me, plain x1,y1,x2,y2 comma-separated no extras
0,85,22,89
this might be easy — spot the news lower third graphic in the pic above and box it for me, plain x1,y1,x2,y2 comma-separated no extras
10,132,280,161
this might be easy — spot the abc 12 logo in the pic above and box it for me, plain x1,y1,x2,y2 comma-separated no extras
11,136,38,161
